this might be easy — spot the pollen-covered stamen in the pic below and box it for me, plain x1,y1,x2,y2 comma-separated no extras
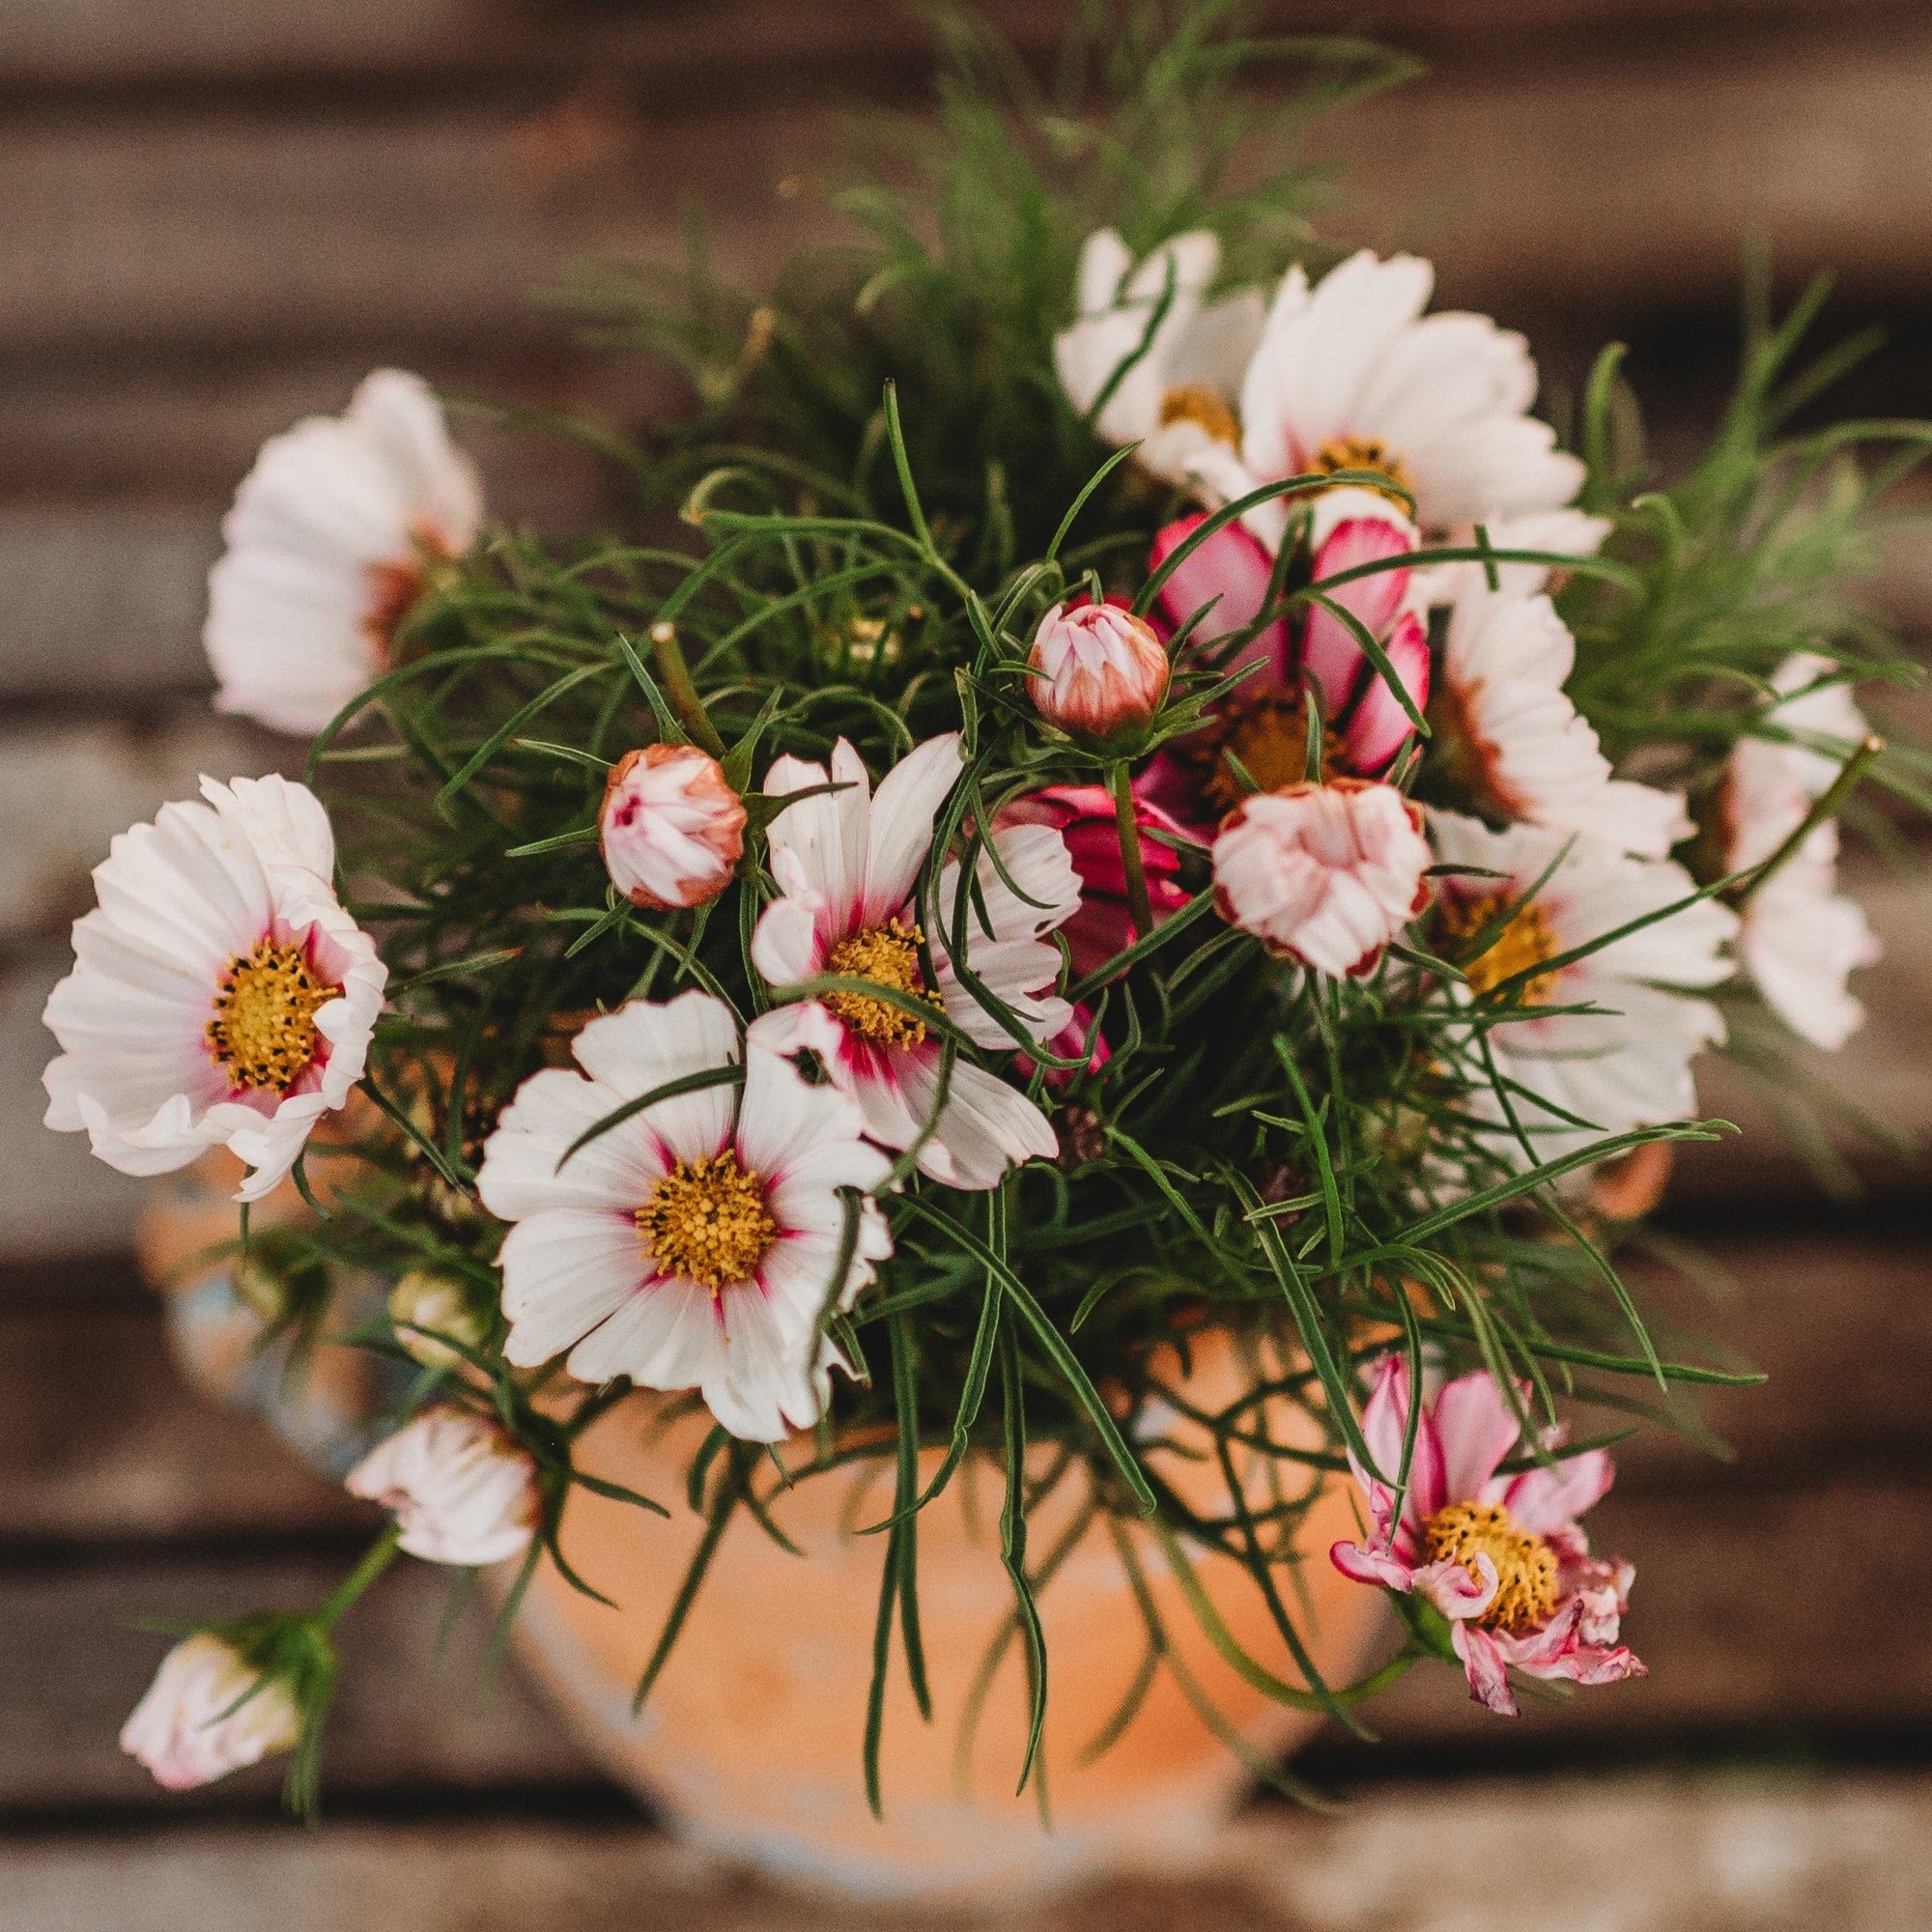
824,919,943,1048
1439,890,1561,1004
1423,1499,1559,1633
1312,434,1414,508
1179,689,1341,813
637,1151,778,1294
206,938,341,1094
1158,383,1239,447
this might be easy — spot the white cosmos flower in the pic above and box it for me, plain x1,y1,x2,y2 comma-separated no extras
1437,585,1690,859
1188,250,1584,553
42,775,386,1202
1428,810,1737,1171
750,734,1082,1192
1723,654,1880,1048
207,370,483,735
475,991,893,1443
1054,229,1265,488
121,1634,301,1792
1412,506,1612,607
346,1406,540,1566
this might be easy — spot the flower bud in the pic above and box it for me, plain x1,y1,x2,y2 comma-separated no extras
599,744,747,910
120,1634,301,1791
1211,778,1431,979
345,1406,539,1566
387,1268,487,1371
1028,601,1170,741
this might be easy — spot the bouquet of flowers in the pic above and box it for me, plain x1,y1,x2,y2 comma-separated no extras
49,3,1921,1826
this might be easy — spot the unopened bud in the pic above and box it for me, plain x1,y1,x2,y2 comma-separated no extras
600,744,747,911
388,1268,487,1370
121,1634,301,1792
1028,601,1170,741
345,1406,540,1567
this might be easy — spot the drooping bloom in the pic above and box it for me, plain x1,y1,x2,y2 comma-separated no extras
600,743,747,910
1721,654,1880,1049
1428,810,1737,1170
1143,491,1430,824
1211,778,1432,979
345,1406,539,1566
1053,229,1265,487
1435,585,1690,859
206,370,484,734
751,735,1082,1191
1028,600,1171,741
121,1634,302,1792
997,783,1193,981
42,775,386,1202
475,992,892,1441
1331,1358,1643,1717
1187,250,1585,551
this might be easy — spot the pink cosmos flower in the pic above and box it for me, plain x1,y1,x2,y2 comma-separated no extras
751,734,1082,1191
1211,778,1432,979
1141,491,1429,827
600,743,747,910
120,1634,302,1791
1331,1357,1644,1717
1028,600,1171,741
997,783,1193,981
345,1406,540,1567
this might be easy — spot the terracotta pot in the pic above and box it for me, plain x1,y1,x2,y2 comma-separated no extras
511,1350,1381,1906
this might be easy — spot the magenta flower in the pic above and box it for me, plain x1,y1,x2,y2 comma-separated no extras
1331,1357,1644,1717
1140,492,1429,828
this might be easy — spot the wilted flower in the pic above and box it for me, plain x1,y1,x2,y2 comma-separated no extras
600,743,747,910
120,1634,302,1791
1211,778,1432,979
1028,600,1171,741
345,1406,539,1565
1332,1358,1644,1717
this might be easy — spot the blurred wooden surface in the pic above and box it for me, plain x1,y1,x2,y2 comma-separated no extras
5,1,1932,1925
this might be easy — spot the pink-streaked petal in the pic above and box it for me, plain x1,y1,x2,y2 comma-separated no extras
892,1052,1058,1191
497,1210,646,1368
1150,514,1290,682
1416,1552,1499,1624
1451,1622,1520,1717
862,732,962,925
1434,1370,1527,1505
1338,606,1429,775
565,1271,723,1393
1329,1539,1416,1592
1299,506,1417,716
1501,1446,1616,1537
763,745,867,935
713,1284,831,1442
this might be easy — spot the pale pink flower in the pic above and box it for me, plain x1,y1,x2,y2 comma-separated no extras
207,370,483,735
120,1634,302,1791
600,743,747,910
751,735,1081,1191
346,1406,540,1566
1028,600,1171,741
1331,1357,1644,1717
1211,778,1432,979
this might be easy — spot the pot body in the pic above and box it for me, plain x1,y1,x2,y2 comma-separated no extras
513,1371,1380,1906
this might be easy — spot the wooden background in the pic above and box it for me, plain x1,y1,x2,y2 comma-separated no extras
5,2,1932,1926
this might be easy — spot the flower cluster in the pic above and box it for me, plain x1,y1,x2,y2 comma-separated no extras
48,13,1916,1809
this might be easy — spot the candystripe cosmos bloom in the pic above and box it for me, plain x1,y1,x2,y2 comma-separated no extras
207,370,483,734
1436,585,1690,859
600,743,747,910
475,991,892,1442
1188,249,1584,550
1053,229,1264,488
1428,810,1736,1170
1028,600,1171,741
346,1406,539,1566
1212,779,1432,979
42,775,386,1202
1331,1358,1643,1717
751,734,1082,1191
121,1634,302,1791
1723,654,1880,1048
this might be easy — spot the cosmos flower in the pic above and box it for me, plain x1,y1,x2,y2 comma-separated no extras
345,1406,539,1566
42,775,386,1202
1028,599,1171,741
600,743,747,910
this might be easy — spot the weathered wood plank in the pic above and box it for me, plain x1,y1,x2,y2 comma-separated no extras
2,1770,1927,1931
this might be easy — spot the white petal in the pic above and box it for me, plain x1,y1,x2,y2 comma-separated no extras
498,1210,644,1367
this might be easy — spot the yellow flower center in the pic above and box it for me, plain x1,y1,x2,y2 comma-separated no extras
1312,434,1415,509
637,1151,778,1294
1179,689,1340,813
1422,1499,1560,1633
1440,891,1561,1003
206,939,340,1094
824,919,942,1048
1158,383,1240,447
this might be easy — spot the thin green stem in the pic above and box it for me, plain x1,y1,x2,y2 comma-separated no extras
1109,760,1156,942
315,1521,402,1632
648,620,728,757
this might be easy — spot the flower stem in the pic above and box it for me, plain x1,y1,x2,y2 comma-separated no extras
648,620,728,759
1732,732,1884,906
1109,761,1157,942
315,1520,402,1633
